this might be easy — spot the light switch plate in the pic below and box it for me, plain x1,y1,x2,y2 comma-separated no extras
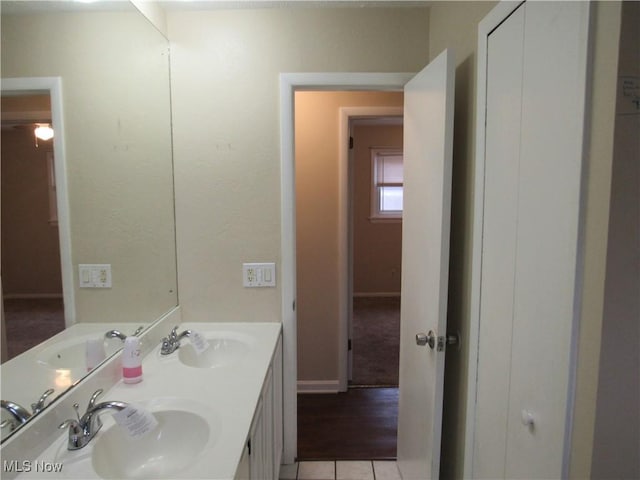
79,264,112,288
243,263,276,288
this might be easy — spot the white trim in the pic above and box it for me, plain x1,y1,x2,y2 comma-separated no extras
1,77,75,329
464,1,591,477
339,105,404,393
562,3,594,477
280,73,411,464
297,380,341,394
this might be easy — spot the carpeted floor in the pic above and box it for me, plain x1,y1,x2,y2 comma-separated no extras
351,296,400,387
3,298,65,360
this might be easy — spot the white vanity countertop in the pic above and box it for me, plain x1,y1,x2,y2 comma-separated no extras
1,322,146,415
12,322,282,480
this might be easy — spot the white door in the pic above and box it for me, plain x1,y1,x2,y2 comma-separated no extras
472,2,590,477
397,48,455,480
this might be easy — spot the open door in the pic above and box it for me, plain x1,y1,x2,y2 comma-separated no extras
397,49,455,480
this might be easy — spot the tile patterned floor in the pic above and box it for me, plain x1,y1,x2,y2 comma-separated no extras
279,461,401,480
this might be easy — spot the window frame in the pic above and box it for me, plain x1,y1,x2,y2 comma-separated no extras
370,147,404,222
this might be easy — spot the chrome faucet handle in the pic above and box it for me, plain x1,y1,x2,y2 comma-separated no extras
169,326,179,341
60,392,128,450
87,389,103,410
105,329,126,341
160,326,182,355
30,388,54,414
86,389,104,431
1,419,18,431
72,403,82,421
58,418,84,449
132,325,144,336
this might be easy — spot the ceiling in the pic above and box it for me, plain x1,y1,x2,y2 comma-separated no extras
0,1,134,15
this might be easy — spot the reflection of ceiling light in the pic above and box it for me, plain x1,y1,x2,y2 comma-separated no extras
34,123,54,141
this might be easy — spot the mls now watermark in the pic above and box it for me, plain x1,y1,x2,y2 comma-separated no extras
3,460,64,473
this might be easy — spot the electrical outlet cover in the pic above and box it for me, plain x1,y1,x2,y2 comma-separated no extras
243,263,276,287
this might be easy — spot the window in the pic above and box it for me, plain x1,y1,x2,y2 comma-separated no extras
370,148,403,221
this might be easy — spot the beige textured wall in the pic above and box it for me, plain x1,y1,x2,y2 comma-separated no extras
1,11,177,323
569,2,622,477
1,129,62,295
168,8,430,330
591,2,640,476
352,124,403,295
294,91,404,382
426,2,497,477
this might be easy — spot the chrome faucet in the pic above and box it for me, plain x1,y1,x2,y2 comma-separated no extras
59,389,129,450
31,388,55,414
1,389,55,432
1,400,31,431
160,326,193,355
105,325,144,341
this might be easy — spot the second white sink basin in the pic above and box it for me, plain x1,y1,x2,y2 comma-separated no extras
91,409,211,479
178,332,255,369
36,335,123,371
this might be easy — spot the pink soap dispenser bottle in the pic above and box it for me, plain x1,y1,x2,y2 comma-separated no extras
122,336,142,384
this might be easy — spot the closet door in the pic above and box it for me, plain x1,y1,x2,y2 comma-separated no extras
474,2,590,478
474,4,525,477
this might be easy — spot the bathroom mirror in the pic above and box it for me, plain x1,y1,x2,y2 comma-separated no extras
0,1,177,440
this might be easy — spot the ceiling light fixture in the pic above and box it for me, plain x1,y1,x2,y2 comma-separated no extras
34,123,54,146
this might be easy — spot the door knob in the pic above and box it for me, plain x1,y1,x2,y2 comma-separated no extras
416,331,436,349
416,331,460,351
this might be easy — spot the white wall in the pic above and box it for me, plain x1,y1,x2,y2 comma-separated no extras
167,7,430,324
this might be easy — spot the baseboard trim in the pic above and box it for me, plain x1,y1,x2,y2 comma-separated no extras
297,380,340,394
3,293,63,300
353,292,401,298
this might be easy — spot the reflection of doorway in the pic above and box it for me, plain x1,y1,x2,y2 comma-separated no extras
295,91,403,459
1,93,64,360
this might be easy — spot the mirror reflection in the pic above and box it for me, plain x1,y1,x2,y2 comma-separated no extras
0,0,177,440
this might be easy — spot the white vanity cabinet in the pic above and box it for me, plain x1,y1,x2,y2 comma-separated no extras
236,333,283,480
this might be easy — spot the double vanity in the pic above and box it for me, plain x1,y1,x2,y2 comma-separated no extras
1,308,283,480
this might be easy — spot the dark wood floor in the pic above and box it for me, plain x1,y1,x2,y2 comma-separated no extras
297,387,398,461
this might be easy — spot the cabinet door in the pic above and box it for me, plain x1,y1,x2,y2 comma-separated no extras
273,335,283,478
263,366,274,480
249,397,265,480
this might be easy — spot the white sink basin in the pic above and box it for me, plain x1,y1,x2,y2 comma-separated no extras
91,409,210,479
36,335,123,371
178,332,255,368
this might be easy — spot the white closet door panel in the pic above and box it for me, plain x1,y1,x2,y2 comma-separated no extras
474,4,525,478
505,2,590,478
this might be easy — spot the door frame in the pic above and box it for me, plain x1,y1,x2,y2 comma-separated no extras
464,1,591,476
339,106,404,388
279,72,413,463
1,77,76,328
